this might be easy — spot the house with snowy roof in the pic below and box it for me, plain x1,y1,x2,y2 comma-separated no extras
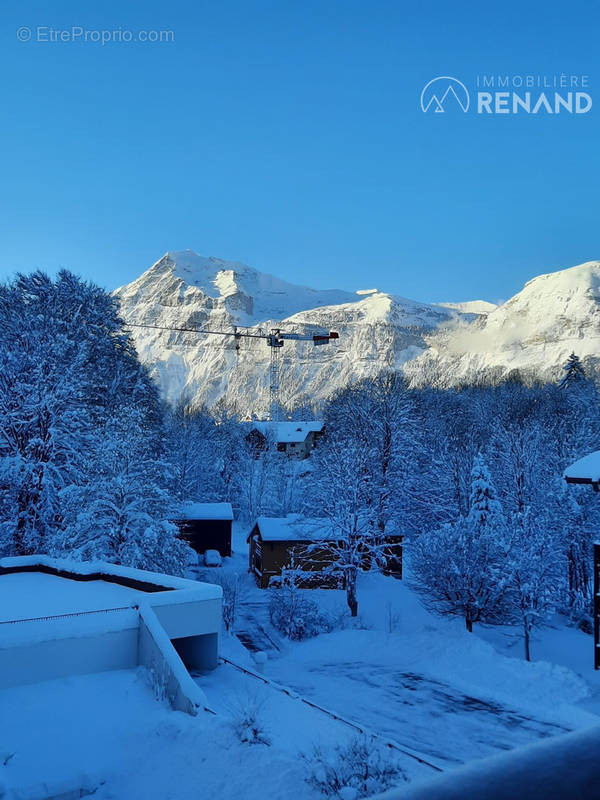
247,514,404,588
245,420,324,459
247,515,340,588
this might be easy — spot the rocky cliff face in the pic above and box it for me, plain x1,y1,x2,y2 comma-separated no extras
113,250,471,414
114,251,600,412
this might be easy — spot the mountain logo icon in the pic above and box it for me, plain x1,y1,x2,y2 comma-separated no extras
420,77,470,113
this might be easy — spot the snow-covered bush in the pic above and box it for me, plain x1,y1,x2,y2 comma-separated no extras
230,692,271,746
269,569,334,641
199,571,239,632
303,736,407,798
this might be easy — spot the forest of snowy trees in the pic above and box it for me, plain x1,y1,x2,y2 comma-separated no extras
1,272,599,657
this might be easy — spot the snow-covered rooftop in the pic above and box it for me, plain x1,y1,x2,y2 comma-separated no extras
0,573,140,623
0,557,222,692
250,420,323,443
0,555,222,620
177,501,234,520
251,515,335,542
564,451,600,485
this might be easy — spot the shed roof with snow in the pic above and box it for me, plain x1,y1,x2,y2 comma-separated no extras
178,502,234,521
564,451,600,489
248,515,335,542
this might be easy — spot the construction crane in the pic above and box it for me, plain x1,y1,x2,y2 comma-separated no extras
124,321,339,421
264,328,339,420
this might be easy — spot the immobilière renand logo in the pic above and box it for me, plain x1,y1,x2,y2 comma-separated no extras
420,74,592,115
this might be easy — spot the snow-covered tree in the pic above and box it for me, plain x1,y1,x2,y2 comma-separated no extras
505,512,564,661
411,455,510,631
304,430,387,617
559,352,586,389
0,271,190,575
165,403,228,504
60,406,192,574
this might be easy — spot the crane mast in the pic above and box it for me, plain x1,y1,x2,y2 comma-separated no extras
125,321,339,421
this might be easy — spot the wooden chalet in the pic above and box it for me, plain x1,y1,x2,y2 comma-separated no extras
245,421,324,459
247,515,403,588
172,502,233,558
247,516,338,588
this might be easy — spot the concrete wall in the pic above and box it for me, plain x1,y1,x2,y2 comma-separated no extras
0,613,139,689
137,605,209,715
151,597,222,642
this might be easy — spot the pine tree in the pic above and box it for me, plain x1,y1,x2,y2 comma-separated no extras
559,353,586,389
469,454,503,523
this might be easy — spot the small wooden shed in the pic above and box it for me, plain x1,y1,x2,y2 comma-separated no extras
247,515,338,589
247,515,404,587
172,502,233,558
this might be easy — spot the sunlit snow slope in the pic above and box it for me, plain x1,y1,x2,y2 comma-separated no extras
406,261,600,387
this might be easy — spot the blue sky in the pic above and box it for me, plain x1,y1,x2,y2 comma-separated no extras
1,0,599,302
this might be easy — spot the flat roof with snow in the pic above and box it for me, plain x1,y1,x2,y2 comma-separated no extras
0,556,222,692
0,572,142,623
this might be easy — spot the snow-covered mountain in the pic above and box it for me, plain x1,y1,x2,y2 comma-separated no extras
114,252,600,411
406,261,600,387
435,300,498,316
114,251,471,414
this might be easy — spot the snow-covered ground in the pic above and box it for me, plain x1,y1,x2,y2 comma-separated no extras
3,524,599,798
0,662,425,799
0,668,324,800
213,524,600,767
257,576,598,767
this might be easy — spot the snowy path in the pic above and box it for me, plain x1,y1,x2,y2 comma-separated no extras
267,659,574,766
193,656,437,783
235,598,282,654
203,549,600,772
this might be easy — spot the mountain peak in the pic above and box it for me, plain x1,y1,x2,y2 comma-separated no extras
521,260,600,292
116,251,600,410
113,249,468,412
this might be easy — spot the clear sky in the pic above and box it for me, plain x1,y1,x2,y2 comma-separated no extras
1,0,599,303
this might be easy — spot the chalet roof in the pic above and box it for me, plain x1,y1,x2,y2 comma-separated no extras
177,502,234,521
564,451,600,487
249,420,323,444
249,514,334,542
